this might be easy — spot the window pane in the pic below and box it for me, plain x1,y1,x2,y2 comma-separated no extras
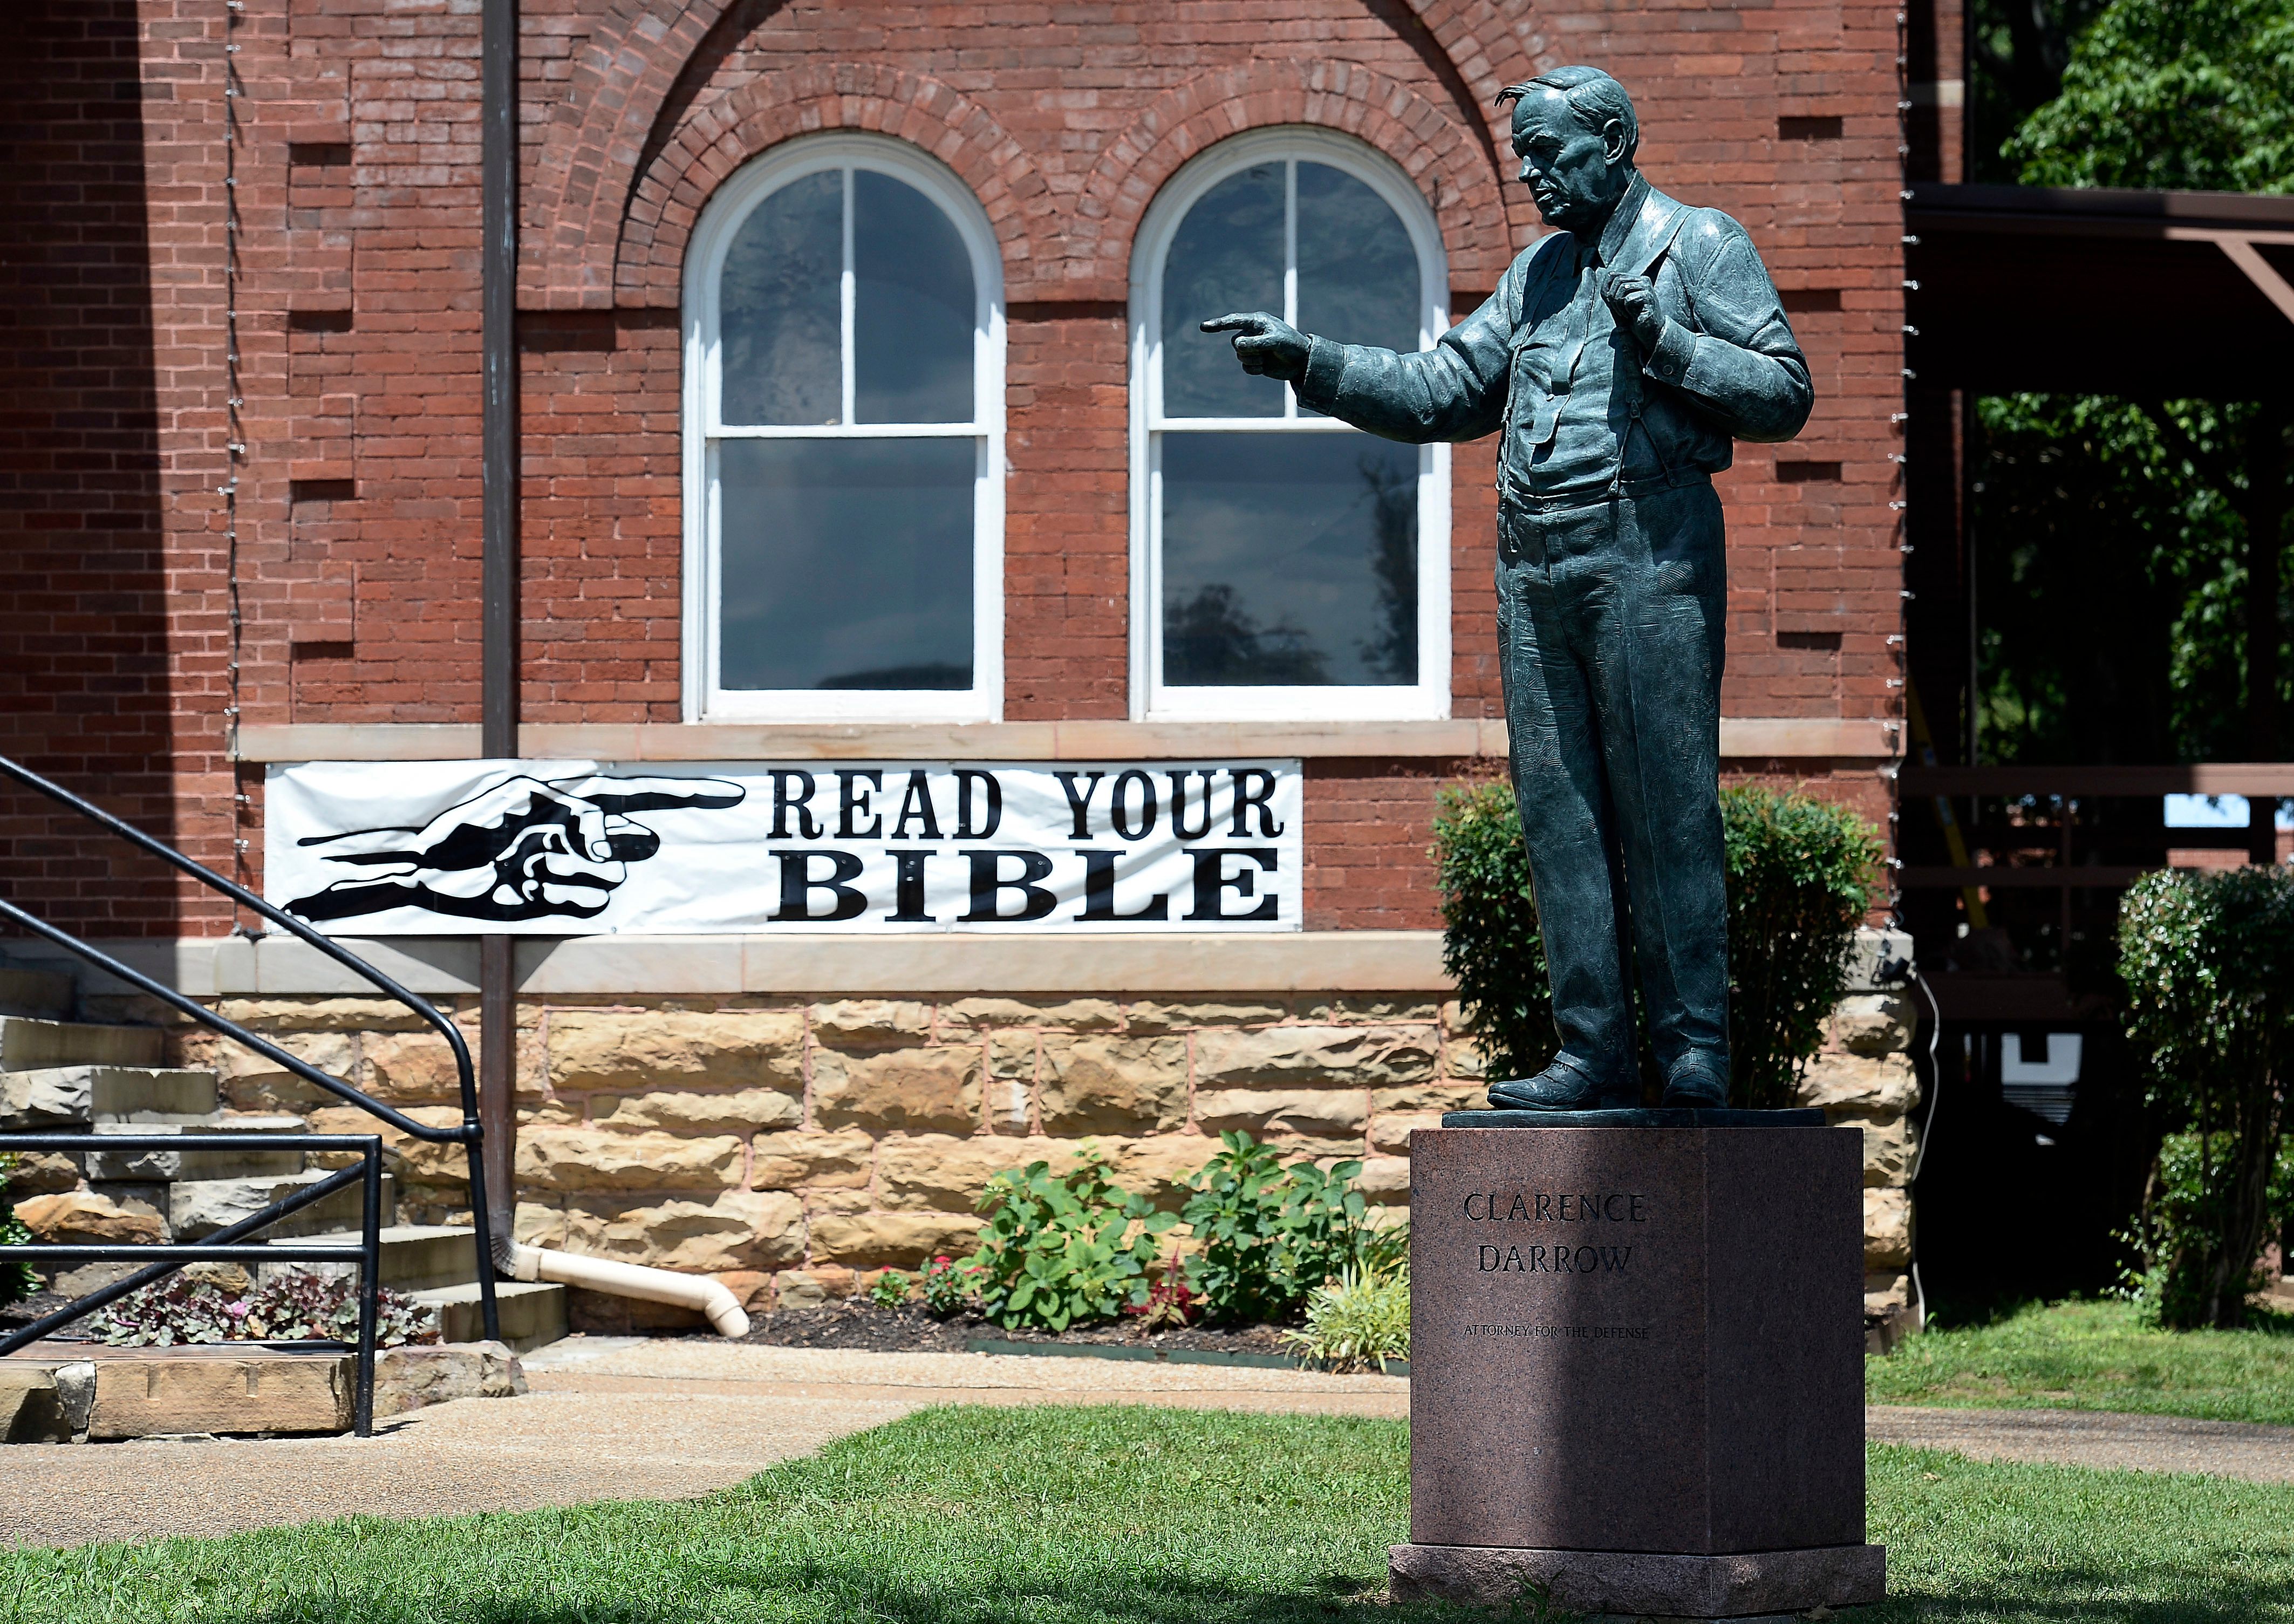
1160,164,1285,419
718,438,975,691
854,170,975,424
1160,431,1417,687
1295,162,1420,355
720,170,842,426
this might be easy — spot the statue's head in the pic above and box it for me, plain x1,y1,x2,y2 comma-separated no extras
1497,67,1639,235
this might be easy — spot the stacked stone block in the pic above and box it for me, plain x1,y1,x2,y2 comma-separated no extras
164,991,1482,1313
142,940,1921,1322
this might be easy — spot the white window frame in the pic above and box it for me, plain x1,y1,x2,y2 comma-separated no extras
1128,127,1451,723
682,133,1005,724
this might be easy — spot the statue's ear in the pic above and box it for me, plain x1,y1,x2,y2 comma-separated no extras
1601,117,1631,166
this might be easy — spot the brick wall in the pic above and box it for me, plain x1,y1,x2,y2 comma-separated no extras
5,0,1909,934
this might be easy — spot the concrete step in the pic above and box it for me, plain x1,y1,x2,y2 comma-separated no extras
0,1016,163,1071
408,1281,566,1352
272,1225,479,1292
0,1066,219,1130
168,1170,397,1240
0,968,73,1020
82,1119,307,1182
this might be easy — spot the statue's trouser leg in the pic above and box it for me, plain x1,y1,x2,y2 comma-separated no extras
1497,480,1731,1086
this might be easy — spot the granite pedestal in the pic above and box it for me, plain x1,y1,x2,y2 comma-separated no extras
1391,1116,1883,1618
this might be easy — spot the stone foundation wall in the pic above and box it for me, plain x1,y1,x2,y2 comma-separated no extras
124,938,1919,1320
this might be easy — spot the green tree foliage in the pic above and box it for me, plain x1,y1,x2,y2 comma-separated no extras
1967,1,2294,770
1974,395,2254,764
2117,866,2294,1328
1968,0,2115,185
2006,0,2294,193
1431,781,1882,1109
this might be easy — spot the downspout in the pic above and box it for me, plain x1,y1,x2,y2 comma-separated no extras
477,0,520,1319
472,0,746,1339
503,1241,751,1338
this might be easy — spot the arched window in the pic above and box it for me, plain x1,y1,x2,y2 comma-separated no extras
1131,129,1450,721
684,135,1003,722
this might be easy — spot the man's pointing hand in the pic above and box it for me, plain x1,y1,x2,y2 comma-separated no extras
1201,311,1310,383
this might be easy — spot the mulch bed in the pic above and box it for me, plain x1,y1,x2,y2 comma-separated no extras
738,1298,1296,1358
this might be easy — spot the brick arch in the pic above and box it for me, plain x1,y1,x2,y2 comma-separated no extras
522,0,1556,308
611,64,1052,308
1070,60,1516,299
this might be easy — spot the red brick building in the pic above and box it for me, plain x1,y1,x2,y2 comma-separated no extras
0,1,1944,1318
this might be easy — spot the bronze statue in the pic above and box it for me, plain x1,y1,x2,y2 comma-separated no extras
1207,67,1812,1112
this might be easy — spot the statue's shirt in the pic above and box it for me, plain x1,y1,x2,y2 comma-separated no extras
1295,174,1812,502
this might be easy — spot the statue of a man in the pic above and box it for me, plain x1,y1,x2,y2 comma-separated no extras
1207,66,1812,1113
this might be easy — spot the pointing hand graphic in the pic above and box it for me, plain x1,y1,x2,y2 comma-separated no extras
285,774,745,923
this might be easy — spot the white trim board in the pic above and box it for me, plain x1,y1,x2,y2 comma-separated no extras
236,717,1904,762
15,931,1453,998
14,925,1910,998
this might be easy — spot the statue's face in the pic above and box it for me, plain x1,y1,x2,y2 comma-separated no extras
1511,91,1630,233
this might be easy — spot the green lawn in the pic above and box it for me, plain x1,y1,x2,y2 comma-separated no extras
6,1407,2294,1623
1868,1297,2294,1426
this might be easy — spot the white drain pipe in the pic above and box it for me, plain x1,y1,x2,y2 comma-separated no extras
498,1240,750,1338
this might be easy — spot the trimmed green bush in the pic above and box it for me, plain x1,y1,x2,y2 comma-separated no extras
1431,779,1883,1107
1722,784,1888,1109
2118,865,2294,1329
1429,780,1557,1084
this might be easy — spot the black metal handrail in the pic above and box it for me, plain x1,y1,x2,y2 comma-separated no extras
0,752,499,1343
0,1134,388,1435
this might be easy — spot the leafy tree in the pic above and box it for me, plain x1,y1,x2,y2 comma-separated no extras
1968,0,2294,769
2118,866,2294,1328
2005,0,2294,193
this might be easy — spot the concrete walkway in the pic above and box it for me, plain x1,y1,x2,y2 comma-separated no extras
0,1338,1408,1549
1869,1402,2294,1484
10,1339,2293,1550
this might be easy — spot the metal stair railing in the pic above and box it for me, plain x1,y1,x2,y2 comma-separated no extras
1,1133,393,1435
0,754,501,1357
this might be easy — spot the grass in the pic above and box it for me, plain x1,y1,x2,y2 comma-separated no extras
4,1407,2294,1623
1868,1297,2294,1427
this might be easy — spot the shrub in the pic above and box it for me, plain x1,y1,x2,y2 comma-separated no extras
1431,779,1882,1107
1721,785,1886,1109
1178,1132,1371,1325
1280,1267,1410,1373
967,1148,1175,1333
2118,865,2294,1329
0,1152,36,1306
918,1253,984,1319
1430,781,1555,1084
90,1268,440,1349
866,1269,913,1310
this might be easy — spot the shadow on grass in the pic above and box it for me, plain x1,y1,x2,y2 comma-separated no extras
193,1558,2294,1624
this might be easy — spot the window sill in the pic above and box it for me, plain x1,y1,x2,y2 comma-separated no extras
235,717,1902,762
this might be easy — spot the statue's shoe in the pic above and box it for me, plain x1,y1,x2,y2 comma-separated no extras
1658,1055,1730,1109
1485,1054,1638,1113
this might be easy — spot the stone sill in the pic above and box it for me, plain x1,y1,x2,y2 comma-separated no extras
235,717,1904,763
27,927,1910,1000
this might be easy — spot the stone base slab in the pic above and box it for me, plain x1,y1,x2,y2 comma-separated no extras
1387,1541,1886,1616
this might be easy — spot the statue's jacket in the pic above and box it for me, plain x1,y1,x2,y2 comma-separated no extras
1294,173,1813,509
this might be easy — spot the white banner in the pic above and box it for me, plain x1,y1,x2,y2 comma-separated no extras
263,760,1303,935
